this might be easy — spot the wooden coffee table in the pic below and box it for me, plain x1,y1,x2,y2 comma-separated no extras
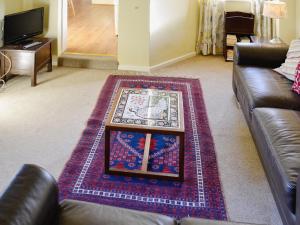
105,88,185,181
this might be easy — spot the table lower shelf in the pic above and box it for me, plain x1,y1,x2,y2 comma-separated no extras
105,128,185,181
107,168,180,180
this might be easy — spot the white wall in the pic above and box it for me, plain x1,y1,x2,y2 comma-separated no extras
22,0,34,9
224,0,252,12
279,0,296,44
296,0,300,38
118,0,150,70
0,1,3,19
149,0,198,67
2,0,23,14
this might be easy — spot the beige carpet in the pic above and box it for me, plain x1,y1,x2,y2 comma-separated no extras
0,56,282,225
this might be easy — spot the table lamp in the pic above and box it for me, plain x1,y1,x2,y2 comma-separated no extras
263,0,287,44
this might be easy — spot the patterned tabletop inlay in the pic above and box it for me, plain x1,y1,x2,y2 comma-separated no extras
110,88,183,129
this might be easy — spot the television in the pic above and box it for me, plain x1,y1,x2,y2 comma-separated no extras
4,7,44,45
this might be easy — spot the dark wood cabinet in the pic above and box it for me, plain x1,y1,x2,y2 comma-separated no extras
0,38,53,86
223,12,255,61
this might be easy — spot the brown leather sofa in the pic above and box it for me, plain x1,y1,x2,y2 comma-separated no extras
232,43,300,225
0,164,253,225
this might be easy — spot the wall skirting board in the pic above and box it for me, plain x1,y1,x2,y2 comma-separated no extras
118,65,151,72
150,52,196,71
118,52,197,72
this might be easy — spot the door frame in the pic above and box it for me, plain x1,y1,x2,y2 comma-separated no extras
58,0,118,56
58,0,68,56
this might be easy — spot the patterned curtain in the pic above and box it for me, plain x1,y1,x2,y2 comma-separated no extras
253,0,272,39
196,0,272,55
196,0,225,55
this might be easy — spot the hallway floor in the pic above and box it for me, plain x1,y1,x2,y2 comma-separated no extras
66,0,117,55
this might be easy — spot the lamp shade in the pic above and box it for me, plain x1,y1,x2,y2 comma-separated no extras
263,1,287,19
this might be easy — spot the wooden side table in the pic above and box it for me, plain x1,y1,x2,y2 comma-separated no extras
0,38,53,86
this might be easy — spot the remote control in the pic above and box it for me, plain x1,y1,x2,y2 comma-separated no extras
23,41,42,49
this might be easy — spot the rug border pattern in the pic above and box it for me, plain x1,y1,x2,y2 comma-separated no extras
71,79,206,207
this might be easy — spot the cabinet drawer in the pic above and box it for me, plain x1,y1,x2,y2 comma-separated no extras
5,51,35,75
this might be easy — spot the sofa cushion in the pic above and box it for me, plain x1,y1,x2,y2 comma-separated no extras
252,108,300,213
233,65,300,120
59,200,176,225
274,39,300,81
292,63,300,94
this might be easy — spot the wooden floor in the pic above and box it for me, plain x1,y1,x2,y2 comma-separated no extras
66,0,117,55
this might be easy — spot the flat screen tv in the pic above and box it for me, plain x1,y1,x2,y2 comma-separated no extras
4,7,44,45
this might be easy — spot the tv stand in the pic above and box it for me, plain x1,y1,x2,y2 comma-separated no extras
0,38,53,87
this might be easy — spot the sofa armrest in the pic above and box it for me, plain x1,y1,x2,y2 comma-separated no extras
0,164,59,225
234,43,289,68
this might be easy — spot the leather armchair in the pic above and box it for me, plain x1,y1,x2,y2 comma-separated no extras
0,164,258,225
0,164,60,225
0,164,175,225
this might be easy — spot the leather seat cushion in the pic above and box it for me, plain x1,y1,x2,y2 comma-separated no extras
180,218,257,225
253,108,300,213
234,65,300,115
59,200,176,225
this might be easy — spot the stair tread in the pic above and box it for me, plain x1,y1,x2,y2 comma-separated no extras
58,53,118,70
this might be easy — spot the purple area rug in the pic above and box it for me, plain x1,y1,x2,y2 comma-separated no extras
58,75,227,220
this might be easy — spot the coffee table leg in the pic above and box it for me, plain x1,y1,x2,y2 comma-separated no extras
141,133,151,172
105,127,111,174
179,133,185,181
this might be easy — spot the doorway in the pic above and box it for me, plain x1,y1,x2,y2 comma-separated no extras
65,0,118,56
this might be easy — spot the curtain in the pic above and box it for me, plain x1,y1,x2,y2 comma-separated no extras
253,0,272,39
196,0,272,55
196,0,225,55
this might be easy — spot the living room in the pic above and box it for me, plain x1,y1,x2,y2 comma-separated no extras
0,1,300,225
